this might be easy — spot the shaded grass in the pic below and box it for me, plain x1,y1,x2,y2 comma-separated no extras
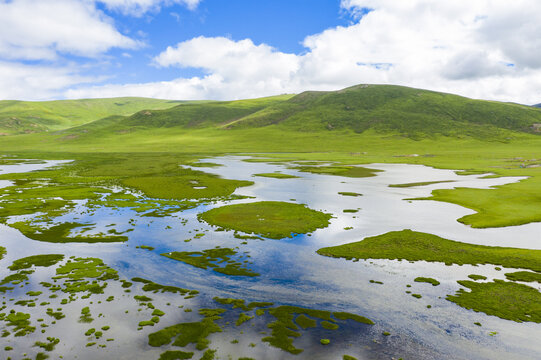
447,280,541,323
199,201,331,239
317,229,541,272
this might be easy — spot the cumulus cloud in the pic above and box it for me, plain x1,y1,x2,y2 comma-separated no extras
5,0,541,103
98,0,202,16
65,0,541,103
0,0,139,60
0,61,99,100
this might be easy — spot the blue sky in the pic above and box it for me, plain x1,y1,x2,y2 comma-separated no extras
0,0,540,104
94,0,354,85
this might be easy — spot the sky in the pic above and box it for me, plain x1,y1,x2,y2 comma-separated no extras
1,0,540,104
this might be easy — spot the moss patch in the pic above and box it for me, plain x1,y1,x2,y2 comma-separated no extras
199,201,331,239
317,229,541,272
447,280,541,322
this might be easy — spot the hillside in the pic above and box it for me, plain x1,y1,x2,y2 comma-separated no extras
226,85,541,139
56,85,541,142
0,97,182,135
1,84,541,154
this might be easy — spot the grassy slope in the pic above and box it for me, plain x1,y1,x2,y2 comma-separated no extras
1,85,541,228
0,97,182,134
227,85,541,139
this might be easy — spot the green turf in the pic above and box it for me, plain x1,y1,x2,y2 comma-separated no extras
447,280,541,322
505,271,541,283
317,230,541,272
199,201,331,239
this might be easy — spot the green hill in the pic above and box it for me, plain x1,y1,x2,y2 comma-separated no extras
226,85,541,139
0,97,183,134
36,85,541,144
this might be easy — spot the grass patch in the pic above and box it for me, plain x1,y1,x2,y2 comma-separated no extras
468,274,487,281
317,229,541,272
447,280,541,323
505,271,541,283
292,165,382,178
253,173,299,179
338,192,362,197
389,180,455,188
414,277,440,286
148,308,223,350
161,248,259,277
131,277,198,297
199,201,331,239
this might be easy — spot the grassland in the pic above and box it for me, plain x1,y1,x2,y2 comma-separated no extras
317,230,541,272
198,201,331,239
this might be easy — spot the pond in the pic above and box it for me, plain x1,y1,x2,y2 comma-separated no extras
0,156,539,360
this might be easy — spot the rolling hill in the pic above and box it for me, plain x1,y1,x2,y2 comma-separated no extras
0,97,183,135
56,84,541,142
1,84,541,154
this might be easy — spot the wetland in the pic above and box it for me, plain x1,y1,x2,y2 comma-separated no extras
0,155,540,360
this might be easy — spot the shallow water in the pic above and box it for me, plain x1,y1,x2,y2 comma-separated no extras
0,157,540,360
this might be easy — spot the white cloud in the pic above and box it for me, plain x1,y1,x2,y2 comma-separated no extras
98,0,202,16
0,61,99,100
0,0,139,61
8,0,541,104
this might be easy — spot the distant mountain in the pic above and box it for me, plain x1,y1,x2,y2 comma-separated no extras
533,103,541,108
0,97,182,135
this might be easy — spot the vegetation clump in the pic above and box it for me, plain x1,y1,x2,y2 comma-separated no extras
505,271,541,283
199,201,331,239
414,277,440,286
389,180,455,188
292,165,381,178
317,230,541,272
447,280,541,322
162,248,259,277
338,192,362,197
253,173,299,179
468,274,487,281
148,308,223,350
